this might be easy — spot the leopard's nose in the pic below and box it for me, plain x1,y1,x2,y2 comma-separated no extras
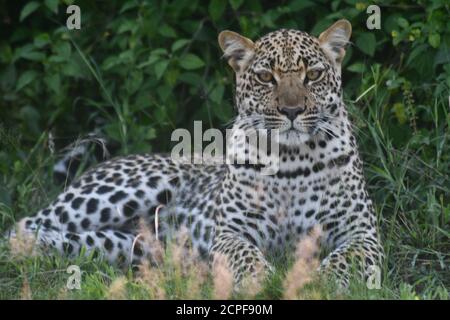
277,106,306,121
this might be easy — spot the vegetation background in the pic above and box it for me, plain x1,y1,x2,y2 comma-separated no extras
0,0,448,299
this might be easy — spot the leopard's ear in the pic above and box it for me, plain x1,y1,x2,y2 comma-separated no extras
218,31,255,73
319,19,352,68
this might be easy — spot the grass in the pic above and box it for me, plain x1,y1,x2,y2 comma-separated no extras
0,223,447,300
0,222,434,300
0,54,449,301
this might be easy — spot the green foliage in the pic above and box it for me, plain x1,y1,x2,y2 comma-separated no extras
0,0,449,299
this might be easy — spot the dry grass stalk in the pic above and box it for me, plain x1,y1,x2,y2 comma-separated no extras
283,225,322,300
212,253,234,299
107,276,128,300
136,260,166,299
168,226,208,299
134,223,209,299
20,276,32,300
134,218,164,265
184,258,208,299
56,287,69,300
133,219,166,299
240,264,265,298
9,220,38,260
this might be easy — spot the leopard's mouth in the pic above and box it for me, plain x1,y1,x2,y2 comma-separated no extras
277,121,315,135
287,127,307,134
263,115,319,137
278,126,310,138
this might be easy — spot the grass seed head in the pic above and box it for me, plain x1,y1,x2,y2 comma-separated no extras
212,253,234,299
9,220,38,260
107,276,128,300
283,225,322,300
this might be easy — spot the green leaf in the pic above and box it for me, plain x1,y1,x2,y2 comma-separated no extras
178,72,203,87
20,51,45,61
356,33,377,57
20,106,41,134
117,21,136,34
125,70,143,94
392,102,407,124
20,2,40,22
209,0,227,22
411,47,434,79
171,39,190,52
428,33,440,48
406,43,428,66
102,56,122,70
179,54,204,70
347,63,366,73
16,70,38,91
0,44,13,63
137,54,161,69
154,60,169,80
209,84,224,104
164,68,180,87
157,85,172,101
151,48,168,56
34,33,50,48
289,0,314,11
434,45,450,66
397,17,409,29
55,41,72,60
44,0,58,14
118,50,134,63
62,59,86,79
213,101,233,122
144,127,157,140
229,0,244,10
159,24,177,38
120,0,139,13
45,73,61,94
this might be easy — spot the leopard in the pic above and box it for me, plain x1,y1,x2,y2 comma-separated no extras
7,19,384,289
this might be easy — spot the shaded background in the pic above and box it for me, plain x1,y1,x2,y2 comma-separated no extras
0,0,449,297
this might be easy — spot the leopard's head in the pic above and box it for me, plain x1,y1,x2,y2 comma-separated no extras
219,20,352,146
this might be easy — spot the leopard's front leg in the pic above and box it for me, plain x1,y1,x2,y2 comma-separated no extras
210,229,273,287
320,234,384,288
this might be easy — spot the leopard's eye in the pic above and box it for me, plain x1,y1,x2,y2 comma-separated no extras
256,71,274,84
306,69,322,82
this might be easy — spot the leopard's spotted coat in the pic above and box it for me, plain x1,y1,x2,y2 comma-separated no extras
9,20,383,288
